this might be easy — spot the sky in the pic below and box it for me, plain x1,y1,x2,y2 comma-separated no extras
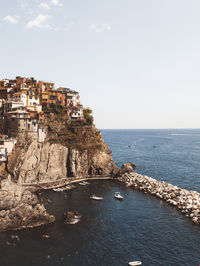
0,0,200,129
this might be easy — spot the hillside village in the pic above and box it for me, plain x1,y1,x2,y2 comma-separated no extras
0,76,88,163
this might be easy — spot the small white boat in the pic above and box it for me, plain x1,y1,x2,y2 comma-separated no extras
53,188,64,192
53,188,60,192
79,181,89,186
114,192,123,200
65,185,75,190
128,261,142,266
90,195,103,200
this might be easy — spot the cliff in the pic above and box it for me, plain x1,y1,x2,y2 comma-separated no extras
6,123,117,184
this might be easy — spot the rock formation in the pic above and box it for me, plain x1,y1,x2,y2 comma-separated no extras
6,124,117,184
0,178,55,231
119,171,200,225
116,162,136,176
64,211,82,224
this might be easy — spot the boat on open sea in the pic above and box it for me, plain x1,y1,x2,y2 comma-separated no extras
153,144,159,148
114,192,123,200
90,195,103,200
128,261,142,266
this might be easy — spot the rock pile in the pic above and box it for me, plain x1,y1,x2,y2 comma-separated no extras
0,178,55,231
64,211,82,224
119,172,200,224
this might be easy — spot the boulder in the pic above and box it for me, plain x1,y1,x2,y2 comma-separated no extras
64,211,82,224
117,162,136,176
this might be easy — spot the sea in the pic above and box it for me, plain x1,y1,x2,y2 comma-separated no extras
0,129,200,266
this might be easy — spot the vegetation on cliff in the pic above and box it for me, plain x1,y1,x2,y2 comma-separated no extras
41,106,107,152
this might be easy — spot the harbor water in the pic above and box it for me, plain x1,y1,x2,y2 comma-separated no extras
0,129,200,265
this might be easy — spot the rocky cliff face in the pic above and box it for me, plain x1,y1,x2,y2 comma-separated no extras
6,124,117,184
9,142,68,184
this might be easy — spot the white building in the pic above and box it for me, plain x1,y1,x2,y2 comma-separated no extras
26,105,42,113
0,137,17,162
27,93,40,107
66,90,80,107
71,106,84,120
13,92,27,106
3,101,25,113
38,128,46,142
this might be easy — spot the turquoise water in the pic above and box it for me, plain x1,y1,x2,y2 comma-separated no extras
0,129,200,265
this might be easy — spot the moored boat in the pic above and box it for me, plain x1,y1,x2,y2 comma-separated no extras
114,192,123,200
53,188,64,192
90,195,103,200
79,181,89,186
128,261,142,266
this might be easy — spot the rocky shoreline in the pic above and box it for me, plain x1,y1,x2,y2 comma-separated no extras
1,157,200,231
0,178,55,232
119,171,200,225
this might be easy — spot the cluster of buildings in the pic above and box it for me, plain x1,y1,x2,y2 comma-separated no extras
0,76,85,162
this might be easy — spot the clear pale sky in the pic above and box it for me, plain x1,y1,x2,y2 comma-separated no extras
0,0,200,129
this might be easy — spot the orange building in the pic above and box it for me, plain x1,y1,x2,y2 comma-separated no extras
38,112,44,121
16,76,26,85
40,92,49,104
48,90,66,106
38,81,55,93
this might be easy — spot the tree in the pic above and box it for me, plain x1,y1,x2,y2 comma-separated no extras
83,108,94,125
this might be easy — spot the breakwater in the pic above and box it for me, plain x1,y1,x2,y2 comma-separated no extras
119,172,200,224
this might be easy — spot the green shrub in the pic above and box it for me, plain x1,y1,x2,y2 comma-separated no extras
83,108,94,125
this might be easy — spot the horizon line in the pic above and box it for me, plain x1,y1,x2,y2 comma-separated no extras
99,128,200,130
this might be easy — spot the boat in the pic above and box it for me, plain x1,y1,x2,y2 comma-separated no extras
114,192,123,200
128,261,142,266
79,181,89,186
53,188,64,192
65,185,75,190
90,195,103,200
153,144,158,148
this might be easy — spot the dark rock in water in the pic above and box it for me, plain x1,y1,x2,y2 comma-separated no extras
64,211,82,224
116,162,136,177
